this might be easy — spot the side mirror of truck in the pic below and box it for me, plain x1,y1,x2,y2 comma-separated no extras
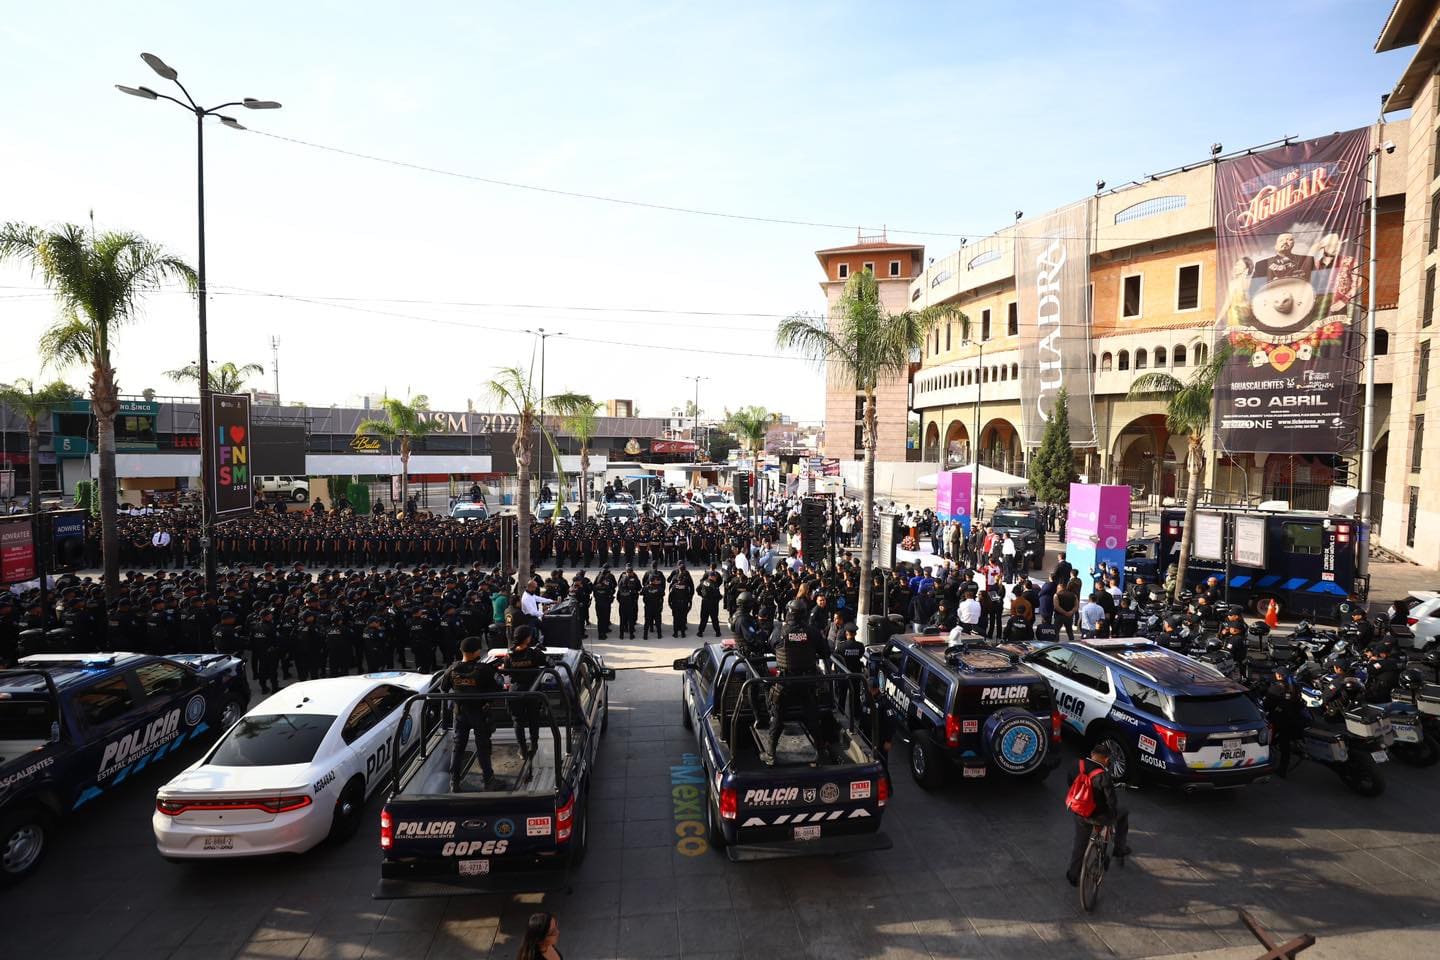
600,667,617,681
672,657,690,671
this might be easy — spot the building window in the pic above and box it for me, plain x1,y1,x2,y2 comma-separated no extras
967,249,1002,270
1087,283,1094,319
1409,485,1420,547
1420,341,1432,402
1176,264,1201,311
854,425,864,452
1101,352,1113,371
1122,275,1142,318
1135,349,1148,370
1000,366,1007,381
855,397,865,419
981,308,991,341
889,260,901,277
1375,329,1390,355
1155,346,1167,367
1091,354,1097,373
1118,350,1130,371
1007,301,1019,337
1413,414,1425,473
1173,344,1187,367
1430,194,1440,253
1426,267,1436,327
1114,195,1187,224
862,261,874,274
837,263,849,280
1011,363,1018,380
945,322,951,352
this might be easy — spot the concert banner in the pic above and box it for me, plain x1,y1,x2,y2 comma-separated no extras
1016,202,1096,448
0,516,36,584
211,393,254,518
1213,129,1370,454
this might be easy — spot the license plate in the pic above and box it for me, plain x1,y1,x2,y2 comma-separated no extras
1372,751,1389,764
1393,723,1421,743
458,859,490,876
962,767,987,778
793,825,821,841
1223,738,1241,752
201,835,234,851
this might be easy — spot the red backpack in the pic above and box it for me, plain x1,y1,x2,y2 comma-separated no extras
1064,760,1105,817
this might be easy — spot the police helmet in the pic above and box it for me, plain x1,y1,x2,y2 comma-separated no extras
786,598,807,619
1400,667,1427,692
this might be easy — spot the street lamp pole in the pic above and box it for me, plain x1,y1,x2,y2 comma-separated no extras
117,53,280,598
685,375,708,463
526,328,563,503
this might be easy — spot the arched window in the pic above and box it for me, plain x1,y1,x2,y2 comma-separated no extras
1135,349,1148,370
1092,354,1098,373
1012,363,1019,380
1194,342,1208,366
983,368,989,383
1172,344,1187,367
1118,350,1130,371
1001,366,1008,381
1155,346,1167,367
1374,328,1390,355
1101,352,1113,372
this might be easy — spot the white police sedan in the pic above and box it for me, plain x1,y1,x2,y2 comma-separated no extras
153,672,437,859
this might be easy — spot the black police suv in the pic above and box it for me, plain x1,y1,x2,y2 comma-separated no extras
0,651,249,883
869,633,1060,789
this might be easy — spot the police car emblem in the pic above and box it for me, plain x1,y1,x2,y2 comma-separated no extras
183,694,207,726
494,818,515,838
819,782,840,804
400,713,415,744
802,787,816,804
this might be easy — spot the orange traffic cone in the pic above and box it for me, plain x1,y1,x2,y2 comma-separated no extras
1264,598,1279,629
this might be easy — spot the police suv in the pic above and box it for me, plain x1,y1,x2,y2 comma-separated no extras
0,651,249,882
1020,638,1275,790
869,633,1061,789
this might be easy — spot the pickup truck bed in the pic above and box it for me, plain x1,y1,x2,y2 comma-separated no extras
399,732,560,797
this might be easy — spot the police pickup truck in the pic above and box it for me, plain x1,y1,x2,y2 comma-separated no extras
375,648,613,896
0,651,249,883
673,641,891,861
1021,638,1276,791
869,633,1061,789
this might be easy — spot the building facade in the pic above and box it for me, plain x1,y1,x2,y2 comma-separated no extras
1378,0,1440,563
910,130,1407,525
815,233,925,462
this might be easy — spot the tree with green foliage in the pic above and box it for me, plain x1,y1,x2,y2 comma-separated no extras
0,379,79,512
547,391,601,520
1,221,195,601
165,361,265,394
355,394,445,507
1127,344,1230,599
724,406,775,464
778,269,966,638
1028,388,1078,506
485,366,544,584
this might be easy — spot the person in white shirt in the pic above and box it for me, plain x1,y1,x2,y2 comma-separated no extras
1001,534,1017,582
151,529,172,570
734,548,751,575
1079,595,1106,637
956,594,982,633
520,583,554,620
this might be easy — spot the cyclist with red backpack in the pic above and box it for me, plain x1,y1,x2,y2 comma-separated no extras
1064,742,1132,885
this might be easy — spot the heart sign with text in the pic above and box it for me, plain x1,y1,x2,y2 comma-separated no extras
211,393,254,517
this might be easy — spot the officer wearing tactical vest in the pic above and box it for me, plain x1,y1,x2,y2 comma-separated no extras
763,599,829,765
442,636,504,790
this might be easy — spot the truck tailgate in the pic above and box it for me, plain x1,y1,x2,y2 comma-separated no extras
725,764,891,861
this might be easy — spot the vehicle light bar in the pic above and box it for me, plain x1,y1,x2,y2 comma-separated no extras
155,795,312,816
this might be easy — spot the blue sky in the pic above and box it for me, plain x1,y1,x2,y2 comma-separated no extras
0,1,1410,422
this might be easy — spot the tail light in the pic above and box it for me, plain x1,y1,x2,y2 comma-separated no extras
719,786,738,820
380,809,393,850
945,714,962,747
877,776,890,808
556,794,575,842
1408,617,1418,627
1050,710,1063,743
1259,725,1271,746
155,795,312,816
1155,725,1188,754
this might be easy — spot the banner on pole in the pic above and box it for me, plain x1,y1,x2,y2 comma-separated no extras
211,393,254,518
935,469,974,536
0,516,36,584
1016,203,1095,449
1213,129,1370,454
1065,483,1131,596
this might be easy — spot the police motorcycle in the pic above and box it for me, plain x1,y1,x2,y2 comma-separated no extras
1290,662,1392,796
1387,666,1440,765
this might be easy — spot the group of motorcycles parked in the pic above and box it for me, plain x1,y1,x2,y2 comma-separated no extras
1136,598,1440,797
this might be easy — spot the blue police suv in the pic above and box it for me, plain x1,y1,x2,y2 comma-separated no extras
1020,639,1276,790
0,652,249,883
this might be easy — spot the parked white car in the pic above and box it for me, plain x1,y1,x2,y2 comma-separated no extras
153,672,436,859
1394,592,1440,650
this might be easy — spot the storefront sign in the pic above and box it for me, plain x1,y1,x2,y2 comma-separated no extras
652,439,696,455
350,435,381,452
211,393,253,518
1213,129,1369,454
0,517,36,584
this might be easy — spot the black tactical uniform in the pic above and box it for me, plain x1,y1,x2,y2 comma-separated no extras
765,600,826,763
617,570,640,639
668,566,694,639
642,570,665,640
592,570,616,640
362,617,389,673
505,633,547,754
250,609,281,693
442,643,503,788
697,571,722,637
324,613,352,677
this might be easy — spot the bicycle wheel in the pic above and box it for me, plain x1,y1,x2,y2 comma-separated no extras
1079,838,1105,912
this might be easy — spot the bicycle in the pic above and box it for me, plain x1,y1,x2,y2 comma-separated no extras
1078,818,1122,912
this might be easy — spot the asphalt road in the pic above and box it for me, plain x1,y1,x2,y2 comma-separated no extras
8,606,1440,959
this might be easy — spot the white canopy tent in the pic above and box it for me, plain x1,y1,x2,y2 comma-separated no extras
915,464,1029,490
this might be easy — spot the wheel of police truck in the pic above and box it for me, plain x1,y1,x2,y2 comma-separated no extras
1088,728,1138,786
0,807,50,885
219,698,244,730
570,797,590,867
681,685,693,731
1338,751,1386,797
910,732,945,790
329,779,366,842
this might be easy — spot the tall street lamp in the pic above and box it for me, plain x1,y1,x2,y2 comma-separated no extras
117,52,281,596
525,328,563,503
684,375,708,463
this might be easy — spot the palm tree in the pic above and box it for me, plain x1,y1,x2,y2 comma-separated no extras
1,222,195,601
354,394,444,508
485,366,544,585
165,361,265,394
547,391,601,521
725,406,775,465
0,379,78,512
1127,342,1229,600
778,269,965,636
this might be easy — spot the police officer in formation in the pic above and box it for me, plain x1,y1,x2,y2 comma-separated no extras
442,635,504,790
696,567,722,638
617,566,640,640
592,567,617,640
667,563,694,638
641,567,666,640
